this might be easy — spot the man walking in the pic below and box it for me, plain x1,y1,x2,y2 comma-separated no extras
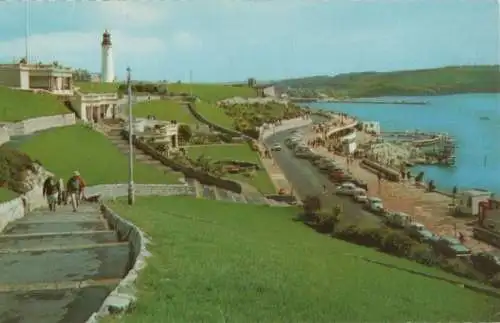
67,171,86,212
43,175,60,212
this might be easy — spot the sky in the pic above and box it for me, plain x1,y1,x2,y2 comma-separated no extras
0,0,498,82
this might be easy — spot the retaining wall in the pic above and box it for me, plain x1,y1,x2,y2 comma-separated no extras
3,113,76,137
85,184,195,199
0,126,10,145
0,183,45,232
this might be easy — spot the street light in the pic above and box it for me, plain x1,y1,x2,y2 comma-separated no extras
127,67,135,205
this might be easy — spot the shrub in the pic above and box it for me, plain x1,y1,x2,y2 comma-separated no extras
302,195,321,219
0,146,37,193
178,124,193,142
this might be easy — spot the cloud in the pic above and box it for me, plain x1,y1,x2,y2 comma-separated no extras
0,31,166,68
91,2,168,28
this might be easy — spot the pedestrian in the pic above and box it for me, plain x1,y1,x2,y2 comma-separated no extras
67,170,86,212
58,177,66,205
43,175,60,212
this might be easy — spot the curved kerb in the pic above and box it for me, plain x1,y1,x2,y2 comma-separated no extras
84,204,151,323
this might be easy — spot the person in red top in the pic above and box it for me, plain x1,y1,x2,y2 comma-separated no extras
66,170,86,212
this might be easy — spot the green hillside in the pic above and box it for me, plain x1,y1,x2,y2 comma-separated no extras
277,65,500,98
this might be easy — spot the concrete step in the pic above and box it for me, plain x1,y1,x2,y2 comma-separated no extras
0,244,130,286
3,220,108,235
0,231,118,250
19,212,102,223
228,191,247,204
0,285,116,323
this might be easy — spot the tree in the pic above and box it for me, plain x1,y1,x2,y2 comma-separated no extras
178,124,193,143
73,69,92,82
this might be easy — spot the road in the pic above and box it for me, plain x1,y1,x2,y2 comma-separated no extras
265,127,380,224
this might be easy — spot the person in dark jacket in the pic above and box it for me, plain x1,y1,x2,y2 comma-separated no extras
66,171,86,212
43,176,60,212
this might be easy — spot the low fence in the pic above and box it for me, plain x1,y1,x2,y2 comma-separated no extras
3,113,76,137
121,130,243,194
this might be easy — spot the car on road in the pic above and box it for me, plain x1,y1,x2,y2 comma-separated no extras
386,212,411,228
432,236,471,257
353,189,368,203
470,251,500,277
364,197,384,213
270,143,282,151
294,147,313,158
335,182,359,196
405,222,439,242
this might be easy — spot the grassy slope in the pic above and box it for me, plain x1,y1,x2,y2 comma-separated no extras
194,102,234,128
0,86,68,122
277,65,500,97
132,100,198,125
0,188,18,202
18,125,179,184
75,82,121,93
167,83,257,102
106,196,499,323
186,144,275,194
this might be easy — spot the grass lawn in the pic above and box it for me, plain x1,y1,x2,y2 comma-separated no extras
133,100,199,125
167,83,257,102
0,86,69,122
194,102,234,129
0,188,18,202
186,144,275,194
105,196,500,323
18,125,180,184
75,82,121,93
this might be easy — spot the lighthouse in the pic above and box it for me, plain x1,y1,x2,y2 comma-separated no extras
101,30,115,83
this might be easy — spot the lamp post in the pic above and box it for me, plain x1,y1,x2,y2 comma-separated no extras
127,67,135,205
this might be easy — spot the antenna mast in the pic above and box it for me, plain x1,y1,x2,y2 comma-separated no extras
25,0,30,62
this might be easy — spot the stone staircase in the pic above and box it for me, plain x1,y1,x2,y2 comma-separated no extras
105,127,184,180
0,203,130,323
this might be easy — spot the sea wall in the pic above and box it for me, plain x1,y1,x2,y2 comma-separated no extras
4,113,76,137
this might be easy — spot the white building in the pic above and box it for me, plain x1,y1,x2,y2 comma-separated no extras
0,62,73,95
101,30,115,83
71,92,120,123
341,130,357,155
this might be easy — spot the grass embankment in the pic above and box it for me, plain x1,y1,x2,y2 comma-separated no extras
192,102,234,128
18,125,180,184
132,100,198,125
0,188,18,202
278,65,500,98
167,83,257,102
105,196,500,322
186,144,278,194
75,82,121,94
0,86,68,122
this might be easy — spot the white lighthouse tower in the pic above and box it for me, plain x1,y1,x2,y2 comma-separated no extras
101,30,115,83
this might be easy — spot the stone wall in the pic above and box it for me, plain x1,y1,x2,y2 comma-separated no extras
0,126,10,145
5,113,76,136
0,183,45,232
85,184,195,199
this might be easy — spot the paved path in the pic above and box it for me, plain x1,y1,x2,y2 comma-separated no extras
0,203,128,323
265,127,380,225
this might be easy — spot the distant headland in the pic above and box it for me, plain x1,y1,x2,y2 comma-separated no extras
274,65,500,99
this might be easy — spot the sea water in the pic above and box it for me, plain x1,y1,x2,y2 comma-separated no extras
309,93,500,195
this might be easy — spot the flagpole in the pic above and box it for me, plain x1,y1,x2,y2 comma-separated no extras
25,0,30,62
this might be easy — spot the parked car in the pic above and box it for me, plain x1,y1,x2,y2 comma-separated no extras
406,222,439,242
432,236,471,257
470,251,500,277
294,147,313,158
353,188,368,203
335,182,360,196
365,197,384,213
270,143,282,151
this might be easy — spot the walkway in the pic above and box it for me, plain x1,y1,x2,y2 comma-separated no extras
0,203,129,323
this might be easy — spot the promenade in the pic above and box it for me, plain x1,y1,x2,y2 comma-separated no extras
309,124,495,253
